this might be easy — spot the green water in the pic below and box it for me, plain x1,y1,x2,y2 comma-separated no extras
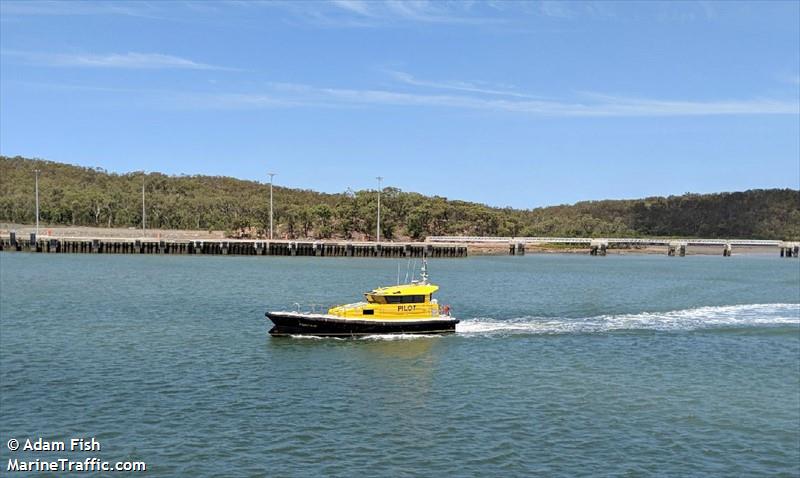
1,253,798,476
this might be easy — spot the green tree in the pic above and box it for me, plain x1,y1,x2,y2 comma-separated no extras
1,156,798,241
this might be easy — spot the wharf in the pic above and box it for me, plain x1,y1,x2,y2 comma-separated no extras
429,236,799,257
0,233,467,258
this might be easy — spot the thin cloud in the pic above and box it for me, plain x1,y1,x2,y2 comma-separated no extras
169,92,308,109
387,70,548,99
574,92,798,116
12,78,797,117
0,0,160,18
2,50,238,71
382,1,478,23
330,0,374,16
179,82,800,116
538,1,573,19
274,0,503,26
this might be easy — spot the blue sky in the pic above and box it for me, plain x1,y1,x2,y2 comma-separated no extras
1,1,798,208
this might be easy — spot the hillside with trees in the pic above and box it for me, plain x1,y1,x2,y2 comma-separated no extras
1,156,798,240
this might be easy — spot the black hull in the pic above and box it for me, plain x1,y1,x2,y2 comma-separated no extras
267,312,459,337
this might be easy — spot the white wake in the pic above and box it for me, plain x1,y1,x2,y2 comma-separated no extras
456,303,800,336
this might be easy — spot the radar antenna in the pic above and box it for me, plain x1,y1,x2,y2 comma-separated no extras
420,256,429,284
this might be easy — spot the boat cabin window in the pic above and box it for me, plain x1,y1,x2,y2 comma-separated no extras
362,309,374,315
384,295,426,304
364,293,429,304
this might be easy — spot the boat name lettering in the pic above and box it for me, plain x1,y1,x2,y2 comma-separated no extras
397,305,417,312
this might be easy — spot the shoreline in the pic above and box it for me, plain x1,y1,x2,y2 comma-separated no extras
0,224,783,256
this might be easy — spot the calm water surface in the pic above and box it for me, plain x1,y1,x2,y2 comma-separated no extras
1,253,798,476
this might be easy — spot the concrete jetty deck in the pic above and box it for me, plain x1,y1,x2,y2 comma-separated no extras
428,236,799,257
0,233,467,258
2,232,796,258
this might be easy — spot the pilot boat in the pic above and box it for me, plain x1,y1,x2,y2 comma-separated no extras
266,260,458,337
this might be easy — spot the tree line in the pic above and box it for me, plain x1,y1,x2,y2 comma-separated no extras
1,156,798,240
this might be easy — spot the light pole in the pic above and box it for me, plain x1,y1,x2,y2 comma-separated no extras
142,173,146,236
376,176,383,242
268,172,276,240
34,169,40,236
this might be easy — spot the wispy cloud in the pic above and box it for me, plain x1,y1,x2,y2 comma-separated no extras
14,76,797,117
538,1,574,19
330,0,374,17
0,0,160,18
380,1,486,23
2,50,237,71
571,93,798,117
387,70,548,99
270,0,503,27
175,81,800,117
170,92,307,109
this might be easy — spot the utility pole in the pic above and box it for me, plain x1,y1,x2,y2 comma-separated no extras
34,169,40,236
268,172,276,240
376,176,383,242
142,173,146,236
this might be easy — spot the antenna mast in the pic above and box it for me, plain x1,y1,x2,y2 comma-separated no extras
420,257,429,284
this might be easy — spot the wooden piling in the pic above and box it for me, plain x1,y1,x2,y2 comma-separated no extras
0,236,467,259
